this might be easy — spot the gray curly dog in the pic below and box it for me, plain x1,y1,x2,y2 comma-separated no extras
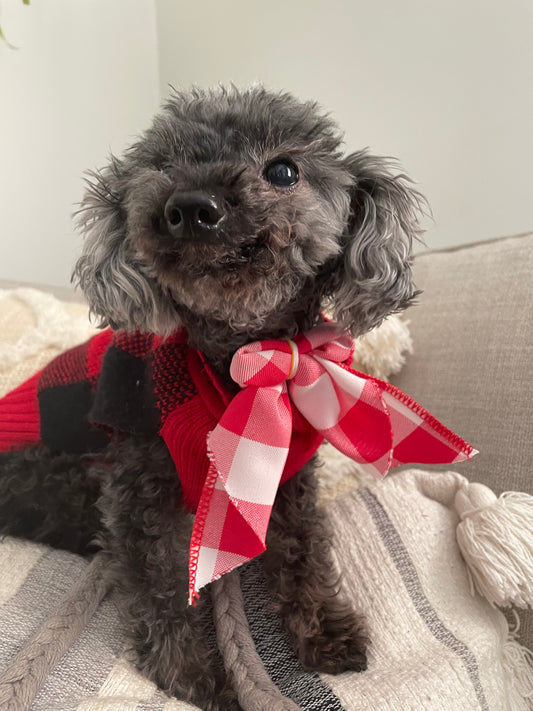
0,86,425,710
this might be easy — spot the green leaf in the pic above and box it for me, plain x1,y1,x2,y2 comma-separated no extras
1,0,29,48
0,24,18,50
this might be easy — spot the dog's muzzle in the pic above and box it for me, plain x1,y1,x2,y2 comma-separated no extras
164,189,226,241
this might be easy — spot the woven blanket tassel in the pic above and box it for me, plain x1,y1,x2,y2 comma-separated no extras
455,483,533,608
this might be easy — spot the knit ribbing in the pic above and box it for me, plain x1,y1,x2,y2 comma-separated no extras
161,396,218,511
0,371,41,452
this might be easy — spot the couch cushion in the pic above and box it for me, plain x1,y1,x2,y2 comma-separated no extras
391,232,533,648
391,232,533,495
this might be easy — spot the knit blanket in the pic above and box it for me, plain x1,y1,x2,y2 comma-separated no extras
0,287,532,710
1,471,532,711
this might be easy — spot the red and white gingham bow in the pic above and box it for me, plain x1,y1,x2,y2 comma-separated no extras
188,322,477,602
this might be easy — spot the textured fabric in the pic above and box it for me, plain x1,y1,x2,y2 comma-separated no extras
324,470,532,711
0,288,96,401
240,559,347,710
1,312,472,603
0,284,414,505
190,322,476,601
0,539,192,711
391,232,533,494
0,371,42,452
390,231,533,648
0,328,321,513
0,469,529,710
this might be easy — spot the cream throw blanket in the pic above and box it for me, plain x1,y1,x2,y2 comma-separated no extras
0,287,532,711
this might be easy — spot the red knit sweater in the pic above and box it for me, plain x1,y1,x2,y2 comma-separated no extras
0,329,323,511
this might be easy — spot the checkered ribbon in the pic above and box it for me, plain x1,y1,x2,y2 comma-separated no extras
188,321,477,602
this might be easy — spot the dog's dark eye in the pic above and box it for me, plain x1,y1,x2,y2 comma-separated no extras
263,160,299,187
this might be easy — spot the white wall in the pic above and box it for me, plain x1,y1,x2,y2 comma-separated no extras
0,0,159,287
2,2,532,289
156,0,533,251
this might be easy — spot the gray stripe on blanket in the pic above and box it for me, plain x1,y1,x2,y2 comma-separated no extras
0,549,88,671
240,559,345,711
358,488,490,711
30,594,126,710
0,546,128,710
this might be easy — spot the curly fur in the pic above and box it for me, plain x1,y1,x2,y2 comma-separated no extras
0,447,100,553
0,86,425,709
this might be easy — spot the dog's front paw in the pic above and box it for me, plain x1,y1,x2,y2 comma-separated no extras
296,609,368,674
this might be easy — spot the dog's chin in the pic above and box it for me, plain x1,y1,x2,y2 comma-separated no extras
151,236,268,282
165,241,262,274
144,242,298,323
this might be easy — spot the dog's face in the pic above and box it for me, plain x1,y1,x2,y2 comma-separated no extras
74,87,425,339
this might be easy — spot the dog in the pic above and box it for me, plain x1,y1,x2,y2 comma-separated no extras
0,87,424,710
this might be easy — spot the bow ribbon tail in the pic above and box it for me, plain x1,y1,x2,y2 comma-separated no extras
377,378,478,467
188,383,293,604
291,357,477,479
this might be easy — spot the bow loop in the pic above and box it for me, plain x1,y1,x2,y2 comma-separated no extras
289,361,394,469
294,321,355,362
230,339,294,388
231,322,354,389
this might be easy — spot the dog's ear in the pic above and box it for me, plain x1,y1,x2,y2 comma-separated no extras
73,158,176,333
324,150,426,336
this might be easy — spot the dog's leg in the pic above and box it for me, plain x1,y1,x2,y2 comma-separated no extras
0,445,101,554
95,436,242,711
264,458,368,674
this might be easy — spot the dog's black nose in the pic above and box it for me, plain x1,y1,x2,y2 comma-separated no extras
164,190,226,238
